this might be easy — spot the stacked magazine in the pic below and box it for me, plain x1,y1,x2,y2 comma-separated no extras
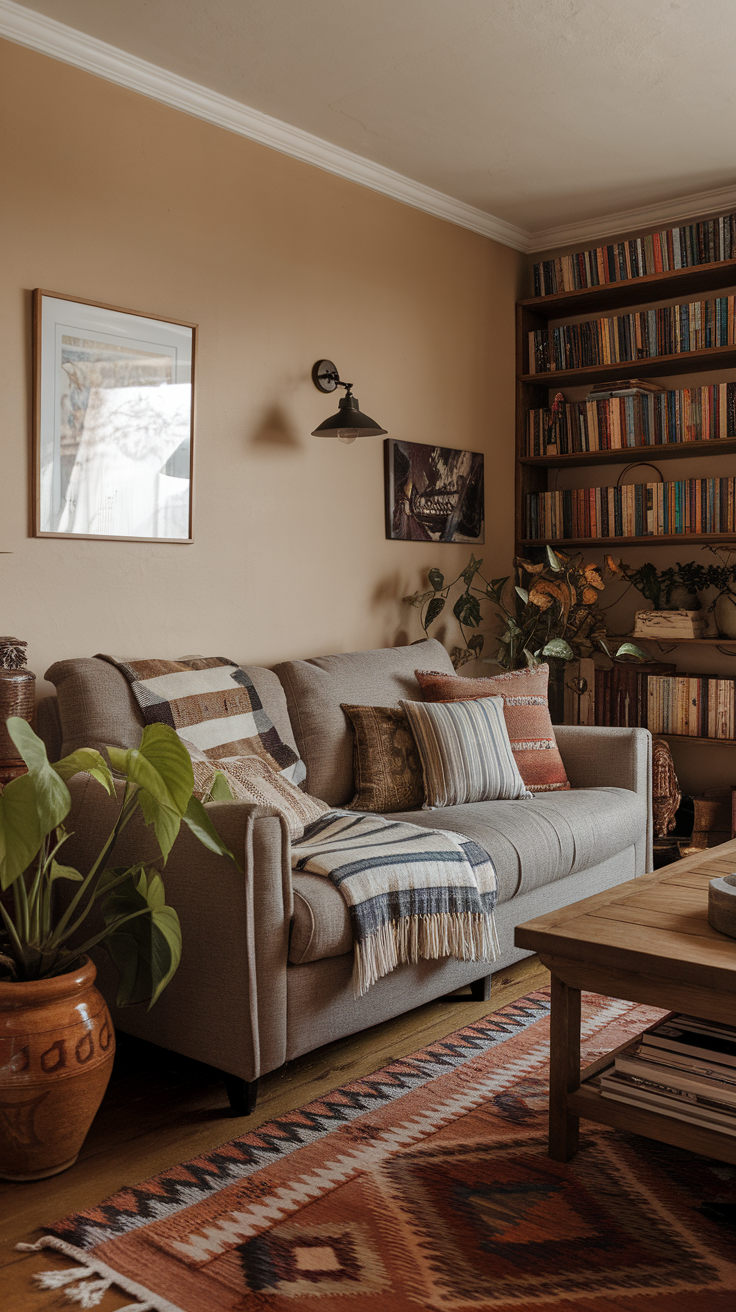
598,1014,736,1137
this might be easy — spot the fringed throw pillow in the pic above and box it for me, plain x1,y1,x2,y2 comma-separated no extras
400,696,532,807
415,665,570,794
186,747,329,841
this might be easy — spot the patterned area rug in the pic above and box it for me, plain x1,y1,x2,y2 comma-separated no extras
23,989,736,1310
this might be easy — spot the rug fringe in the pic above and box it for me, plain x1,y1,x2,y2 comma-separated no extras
353,910,499,996
16,1236,183,1311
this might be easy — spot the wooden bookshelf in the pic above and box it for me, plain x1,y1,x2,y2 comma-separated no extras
515,260,736,554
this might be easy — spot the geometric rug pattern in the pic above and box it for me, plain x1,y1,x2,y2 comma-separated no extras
32,988,736,1311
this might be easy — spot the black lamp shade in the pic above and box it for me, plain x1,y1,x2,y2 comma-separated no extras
311,393,387,439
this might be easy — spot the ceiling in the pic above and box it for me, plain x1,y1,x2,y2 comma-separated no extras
4,0,736,249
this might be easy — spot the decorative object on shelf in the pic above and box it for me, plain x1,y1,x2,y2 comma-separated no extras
689,790,733,850
708,871,736,938
0,717,235,1179
33,290,195,543
701,546,736,637
633,610,706,640
405,549,646,673
311,360,387,443
384,439,484,542
651,739,681,839
0,637,35,789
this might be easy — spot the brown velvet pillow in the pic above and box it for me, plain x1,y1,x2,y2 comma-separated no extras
415,665,570,794
341,704,424,813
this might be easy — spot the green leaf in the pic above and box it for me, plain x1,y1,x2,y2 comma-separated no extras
6,718,70,838
427,568,444,591
207,770,234,802
545,546,563,572
49,859,83,883
424,596,446,628
453,593,482,628
53,748,114,795
468,634,484,654
0,773,43,891
515,586,529,604
541,638,575,661
101,868,182,1008
461,556,482,586
137,790,181,864
182,795,239,864
614,642,650,662
109,725,194,862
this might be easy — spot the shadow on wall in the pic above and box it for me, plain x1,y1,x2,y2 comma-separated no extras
371,572,414,648
249,405,302,449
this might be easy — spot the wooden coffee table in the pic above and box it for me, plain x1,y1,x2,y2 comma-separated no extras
515,840,736,1166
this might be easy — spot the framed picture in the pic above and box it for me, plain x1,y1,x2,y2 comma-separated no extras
384,439,484,543
33,290,196,542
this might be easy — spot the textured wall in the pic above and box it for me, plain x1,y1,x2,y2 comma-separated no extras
0,39,523,696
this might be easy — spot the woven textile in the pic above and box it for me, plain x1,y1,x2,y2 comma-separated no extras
341,704,424,813
292,810,498,996
189,752,329,840
99,654,306,783
401,695,532,807
416,664,570,794
34,990,736,1311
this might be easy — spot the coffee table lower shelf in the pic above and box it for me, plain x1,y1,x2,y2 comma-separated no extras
573,1063,736,1166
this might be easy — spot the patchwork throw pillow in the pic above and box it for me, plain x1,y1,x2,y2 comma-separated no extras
400,696,532,807
99,654,306,784
341,704,424,813
187,748,329,841
415,665,570,794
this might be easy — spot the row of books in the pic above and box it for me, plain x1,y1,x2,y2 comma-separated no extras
524,477,736,541
526,382,736,456
594,664,736,739
532,211,736,296
528,296,736,373
598,1014,736,1138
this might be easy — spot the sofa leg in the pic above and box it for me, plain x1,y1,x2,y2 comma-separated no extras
224,1076,259,1116
470,974,492,1002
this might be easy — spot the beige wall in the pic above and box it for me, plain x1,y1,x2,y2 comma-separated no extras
0,39,523,697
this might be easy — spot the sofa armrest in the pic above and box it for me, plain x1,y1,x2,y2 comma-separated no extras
61,774,293,1082
553,725,652,872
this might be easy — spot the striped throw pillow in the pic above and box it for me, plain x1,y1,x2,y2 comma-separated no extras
415,665,570,794
400,696,532,807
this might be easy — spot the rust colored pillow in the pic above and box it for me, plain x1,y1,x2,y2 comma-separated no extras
415,665,570,794
341,704,424,813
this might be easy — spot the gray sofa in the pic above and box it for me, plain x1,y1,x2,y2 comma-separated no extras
38,639,652,1114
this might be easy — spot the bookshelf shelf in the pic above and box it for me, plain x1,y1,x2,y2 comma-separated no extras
520,437,736,470
519,534,736,548
521,343,736,388
659,734,736,747
521,259,736,321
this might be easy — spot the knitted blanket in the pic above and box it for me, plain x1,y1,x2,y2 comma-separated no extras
291,811,498,996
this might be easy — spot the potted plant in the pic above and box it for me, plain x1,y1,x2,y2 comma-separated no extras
701,548,736,638
406,549,646,720
0,717,234,1180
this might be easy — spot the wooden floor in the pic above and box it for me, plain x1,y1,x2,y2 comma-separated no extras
0,956,548,1310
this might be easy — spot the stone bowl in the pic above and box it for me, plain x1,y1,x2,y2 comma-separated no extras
708,872,736,939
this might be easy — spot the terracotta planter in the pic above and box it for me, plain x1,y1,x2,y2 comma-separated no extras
0,957,115,1181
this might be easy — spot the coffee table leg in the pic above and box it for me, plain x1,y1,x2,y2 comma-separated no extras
548,973,581,1162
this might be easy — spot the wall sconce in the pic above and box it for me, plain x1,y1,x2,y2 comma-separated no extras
311,360,387,444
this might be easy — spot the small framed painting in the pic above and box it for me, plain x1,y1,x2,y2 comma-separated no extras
33,290,196,542
384,439,484,543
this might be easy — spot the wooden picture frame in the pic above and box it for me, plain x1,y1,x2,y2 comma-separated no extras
32,290,196,543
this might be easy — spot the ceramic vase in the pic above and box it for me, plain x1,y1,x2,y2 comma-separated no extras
714,592,736,639
0,957,115,1180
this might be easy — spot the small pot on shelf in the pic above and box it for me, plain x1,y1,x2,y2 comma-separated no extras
0,637,35,790
714,592,736,639
0,957,115,1181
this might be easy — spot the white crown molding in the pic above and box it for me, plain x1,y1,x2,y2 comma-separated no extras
528,183,736,254
0,0,529,250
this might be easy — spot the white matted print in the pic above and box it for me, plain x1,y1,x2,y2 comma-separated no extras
33,291,195,542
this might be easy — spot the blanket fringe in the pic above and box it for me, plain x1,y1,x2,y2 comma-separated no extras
353,911,499,997
16,1236,182,1311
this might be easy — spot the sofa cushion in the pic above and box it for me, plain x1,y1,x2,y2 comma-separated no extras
273,640,455,806
401,696,532,806
288,787,646,964
44,656,301,761
415,664,570,794
342,704,424,813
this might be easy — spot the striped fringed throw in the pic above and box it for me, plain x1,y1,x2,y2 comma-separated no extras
98,654,306,783
291,811,498,997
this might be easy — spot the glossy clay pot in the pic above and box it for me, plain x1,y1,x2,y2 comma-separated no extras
0,957,115,1180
